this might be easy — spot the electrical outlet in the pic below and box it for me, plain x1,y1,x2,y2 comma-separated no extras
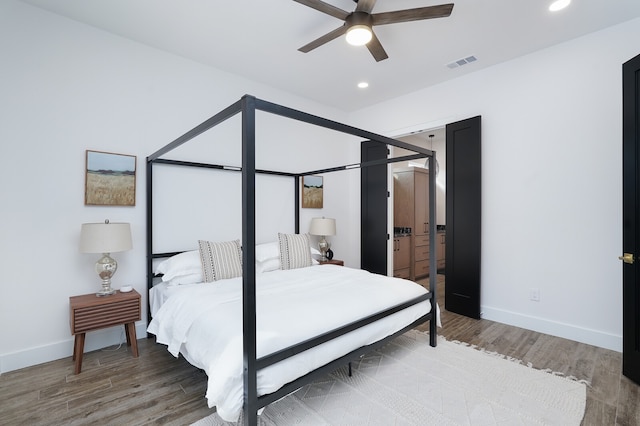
529,288,540,302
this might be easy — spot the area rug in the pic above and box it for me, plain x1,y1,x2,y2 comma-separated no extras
191,330,587,425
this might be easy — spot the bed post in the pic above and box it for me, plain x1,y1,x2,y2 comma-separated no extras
294,176,300,233
146,157,154,334
428,153,438,347
241,95,258,426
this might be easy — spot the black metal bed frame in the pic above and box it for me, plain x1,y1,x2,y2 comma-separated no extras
146,94,438,426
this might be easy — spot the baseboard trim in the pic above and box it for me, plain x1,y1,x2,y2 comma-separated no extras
3,311,622,373
481,306,622,352
0,322,149,374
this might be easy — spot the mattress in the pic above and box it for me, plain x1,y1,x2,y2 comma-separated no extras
147,265,433,422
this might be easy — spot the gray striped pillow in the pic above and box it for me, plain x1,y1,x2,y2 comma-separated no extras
198,239,243,282
278,233,312,270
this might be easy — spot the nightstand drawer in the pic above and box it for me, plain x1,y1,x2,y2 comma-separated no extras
72,298,140,333
70,290,141,335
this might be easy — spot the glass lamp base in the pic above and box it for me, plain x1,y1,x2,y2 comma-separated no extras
318,237,330,262
96,287,116,297
95,253,117,297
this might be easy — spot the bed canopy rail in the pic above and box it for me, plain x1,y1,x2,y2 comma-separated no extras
146,96,432,163
146,94,437,426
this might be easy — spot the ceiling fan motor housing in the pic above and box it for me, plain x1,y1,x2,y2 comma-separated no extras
347,11,373,29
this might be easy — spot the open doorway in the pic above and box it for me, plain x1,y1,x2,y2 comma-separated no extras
390,117,481,319
390,127,446,297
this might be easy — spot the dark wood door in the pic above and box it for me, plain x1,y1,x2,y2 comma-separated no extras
445,116,482,319
622,53,640,384
361,141,388,275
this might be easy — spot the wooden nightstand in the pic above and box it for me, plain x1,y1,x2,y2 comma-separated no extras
69,289,141,374
318,259,344,266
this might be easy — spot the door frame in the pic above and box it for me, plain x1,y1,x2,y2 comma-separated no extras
389,117,481,320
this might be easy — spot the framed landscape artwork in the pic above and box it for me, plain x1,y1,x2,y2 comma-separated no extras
85,150,137,206
302,175,323,208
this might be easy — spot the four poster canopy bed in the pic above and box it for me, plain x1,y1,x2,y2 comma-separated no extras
146,95,439,425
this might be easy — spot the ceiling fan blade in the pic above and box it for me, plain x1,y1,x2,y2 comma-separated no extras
366,30,388,62
298,25,348,53
372,3,454,26
293,0,350,21
355,0,377,14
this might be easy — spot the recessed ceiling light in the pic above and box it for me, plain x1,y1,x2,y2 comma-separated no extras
357,82,369,89
549,0,570,12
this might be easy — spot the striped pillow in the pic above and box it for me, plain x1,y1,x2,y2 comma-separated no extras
198,239,243,282
278,233,312,270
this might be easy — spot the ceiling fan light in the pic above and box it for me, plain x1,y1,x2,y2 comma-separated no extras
346,25,372,46
549,0,570,12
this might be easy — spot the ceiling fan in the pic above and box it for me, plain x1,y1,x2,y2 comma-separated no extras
294,0,454,62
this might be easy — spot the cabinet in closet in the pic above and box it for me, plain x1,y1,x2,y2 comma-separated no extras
436,232,446,272
393,167,430,280
393,236,411,279
413,170,429,236
414,234,430,278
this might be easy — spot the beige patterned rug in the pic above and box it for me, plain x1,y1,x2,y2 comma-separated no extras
192,330,587,426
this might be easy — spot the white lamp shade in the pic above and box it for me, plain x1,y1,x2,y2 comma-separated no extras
80,222,132,254
309,218,336,236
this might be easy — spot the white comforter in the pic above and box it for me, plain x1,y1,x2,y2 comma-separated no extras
147,265,432,422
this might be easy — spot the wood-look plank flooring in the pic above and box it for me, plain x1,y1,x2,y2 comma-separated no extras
1,275,638,425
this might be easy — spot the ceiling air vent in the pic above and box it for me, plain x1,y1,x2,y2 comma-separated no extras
446,55,477,69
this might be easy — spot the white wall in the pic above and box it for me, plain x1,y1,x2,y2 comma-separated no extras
351,18,640,352
0,1,360,372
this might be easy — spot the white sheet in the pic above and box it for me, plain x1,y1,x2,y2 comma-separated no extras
147,265,433,422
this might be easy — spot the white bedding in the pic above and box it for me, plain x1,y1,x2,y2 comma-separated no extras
147,265,434,422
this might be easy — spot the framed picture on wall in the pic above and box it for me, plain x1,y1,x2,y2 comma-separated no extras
85,150,137,206
302,175,323,208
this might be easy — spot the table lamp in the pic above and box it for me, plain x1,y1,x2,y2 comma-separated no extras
309,217,336,261
80,220,132,296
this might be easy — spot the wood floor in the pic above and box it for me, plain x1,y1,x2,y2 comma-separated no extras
1,275,638,425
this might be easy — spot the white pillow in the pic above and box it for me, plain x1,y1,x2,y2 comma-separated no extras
199,239,243,282
257,257,281,274
165,272,203,286
155,250,202,282
256,241,279,262
257,241,320,259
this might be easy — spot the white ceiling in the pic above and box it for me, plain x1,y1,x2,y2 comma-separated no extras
20,0,640,112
